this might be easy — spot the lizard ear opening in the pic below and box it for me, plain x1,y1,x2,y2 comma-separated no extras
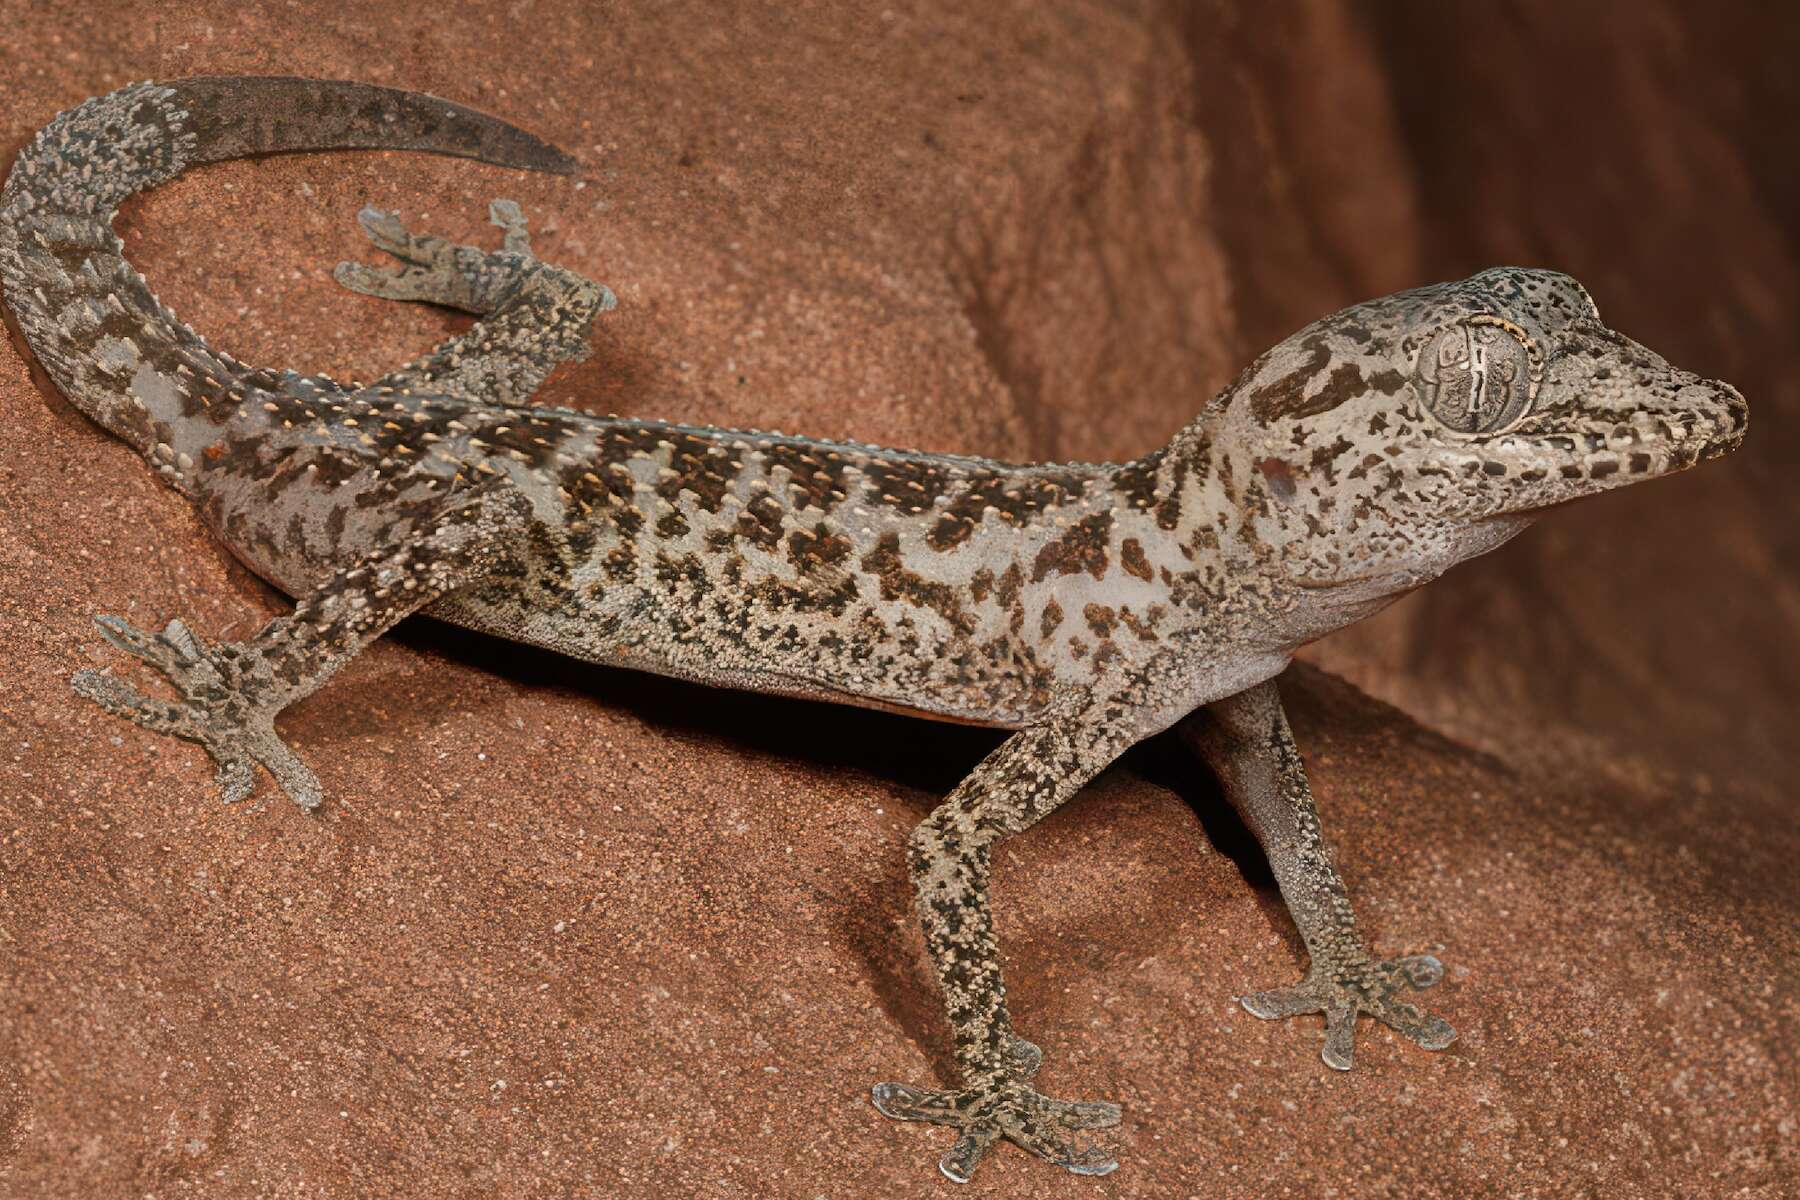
1413,317,1540,435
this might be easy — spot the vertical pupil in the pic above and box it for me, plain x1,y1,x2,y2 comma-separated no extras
1420,324,1530,433
1466,330,1488,418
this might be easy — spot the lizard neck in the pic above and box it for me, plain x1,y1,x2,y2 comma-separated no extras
1107,408,1225,539
1106,407,1514,654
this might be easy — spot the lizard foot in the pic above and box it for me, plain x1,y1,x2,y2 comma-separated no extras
72,615,322,810
871,1052,1120,1184
1241,952,1456,1070
333,199,538,314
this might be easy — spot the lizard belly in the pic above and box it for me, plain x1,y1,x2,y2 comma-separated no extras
427,582,1050,729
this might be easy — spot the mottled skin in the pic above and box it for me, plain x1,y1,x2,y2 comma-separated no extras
1,79,1748,1183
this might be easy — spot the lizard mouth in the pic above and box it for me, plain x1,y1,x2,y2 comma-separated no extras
1441,373,1747,520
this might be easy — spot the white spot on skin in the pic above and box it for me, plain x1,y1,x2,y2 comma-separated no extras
91,335,139,377
130,362,188,423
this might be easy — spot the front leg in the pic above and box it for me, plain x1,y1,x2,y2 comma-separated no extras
1179,678,1456,1070
73,484,530,810
873,702,1137,1183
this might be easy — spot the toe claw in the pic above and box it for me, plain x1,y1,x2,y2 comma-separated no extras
1003,1033,1043,1080
355,206,420,258
871,1081,954,1124
334,261,434,302
94,615,164,664
938,1131,992,1184
73,669,196,738
1062,1148,1120,1177
1241,984,1322,1020
1416,1016,1457,1050
333,261,390,296
356,205,396,233
72,666,130,709
1058,1099,1122,1130
1321,1003,1357,1071
1395,953,1445,989
1375,1005,1457,1051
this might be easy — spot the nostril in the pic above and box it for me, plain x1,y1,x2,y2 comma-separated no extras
1719,382,1749,431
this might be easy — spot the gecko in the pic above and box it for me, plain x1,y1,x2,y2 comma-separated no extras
0,77,1748,1183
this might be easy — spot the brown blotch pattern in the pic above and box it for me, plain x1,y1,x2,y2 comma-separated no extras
1083,603,1117,639
786,523,851,573
1030,512,1113,583
860,532,974,632
760,441,850,510
864,458,952,515
1120,537,1152,582
927,470,1087,551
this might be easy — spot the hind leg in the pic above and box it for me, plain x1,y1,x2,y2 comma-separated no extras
334,200,537,314
335,201,615,405
73,483,531,811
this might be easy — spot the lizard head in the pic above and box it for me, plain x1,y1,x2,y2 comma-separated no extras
1214,266,1747,599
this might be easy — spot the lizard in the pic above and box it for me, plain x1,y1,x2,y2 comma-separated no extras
0,76,1748,1184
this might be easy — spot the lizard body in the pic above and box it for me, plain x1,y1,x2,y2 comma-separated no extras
1,78,1747,1182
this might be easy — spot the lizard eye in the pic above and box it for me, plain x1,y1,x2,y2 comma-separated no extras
1415,317,1537,434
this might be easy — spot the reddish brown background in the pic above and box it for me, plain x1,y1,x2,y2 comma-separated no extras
1,3,1795,1197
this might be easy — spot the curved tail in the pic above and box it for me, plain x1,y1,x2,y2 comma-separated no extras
171,76,576,176
0,76,575,454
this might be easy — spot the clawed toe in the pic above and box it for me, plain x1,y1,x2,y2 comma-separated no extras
1011,1128,1118,1177
332,259,440,303
1394,953,1444,989
85,614,223,706
1372,999,1456,1051
1241,983,1325,1020
335,200,541,313
1007,1094,1119,1176
871,1081,960,1126
1321,1002,1358,1070
72,666,187,732
94,614,193,671
353,206,426,260
937,1131,995,1185
76,615,322,810
1067,1099,1123,1129
489,198,531,253
1243,951,1457,1070
873,1076,1121,1183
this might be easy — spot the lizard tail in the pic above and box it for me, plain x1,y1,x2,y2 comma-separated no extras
0,76,574,454
4,75,574,219
173,76,577,175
